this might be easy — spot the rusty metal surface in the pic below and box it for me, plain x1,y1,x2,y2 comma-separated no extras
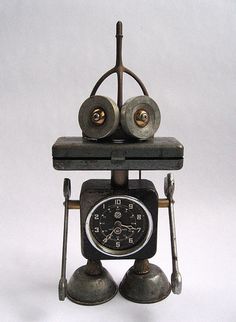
66,200,80,209
158,198,170,208
111,170,128,187
133,259,150,274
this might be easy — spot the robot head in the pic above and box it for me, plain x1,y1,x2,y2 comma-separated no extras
78,21,161,142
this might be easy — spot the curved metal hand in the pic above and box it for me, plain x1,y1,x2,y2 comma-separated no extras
119,223,138,231
103,221,138,244
164,173,182,295
90,21,148,109
103,228,116,244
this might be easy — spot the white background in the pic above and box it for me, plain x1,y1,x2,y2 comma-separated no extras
1,1,236,321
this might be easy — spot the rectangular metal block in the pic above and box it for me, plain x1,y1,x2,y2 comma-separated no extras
52,136,184,171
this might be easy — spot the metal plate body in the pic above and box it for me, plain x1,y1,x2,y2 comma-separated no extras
52,136,184,171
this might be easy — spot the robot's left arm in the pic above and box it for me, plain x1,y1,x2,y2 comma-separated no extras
162,173,182,294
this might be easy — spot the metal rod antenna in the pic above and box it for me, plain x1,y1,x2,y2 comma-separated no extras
116,21,124,109
116,21,123,67
90,21,148,103
117,71,123,109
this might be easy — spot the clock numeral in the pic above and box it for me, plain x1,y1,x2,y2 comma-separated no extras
115,199,121,205
102,203,106,209
116,242,120,248
128,203,134,209
137,227,141,233
94,214,99,220
129,238,133,244
137,214,142,220
94,227,99,233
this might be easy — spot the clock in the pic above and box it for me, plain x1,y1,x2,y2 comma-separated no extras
85,195,153,257
80,179,158,260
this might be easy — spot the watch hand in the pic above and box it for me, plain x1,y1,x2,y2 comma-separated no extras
103,228,116,243
120,224,137,231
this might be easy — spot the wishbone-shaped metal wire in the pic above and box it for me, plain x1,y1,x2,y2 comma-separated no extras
90,21,149,109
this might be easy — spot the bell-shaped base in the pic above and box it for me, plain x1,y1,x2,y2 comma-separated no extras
67,264,118,305
119,263,171,303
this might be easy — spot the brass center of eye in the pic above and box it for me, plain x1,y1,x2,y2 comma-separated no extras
91,108,106,125
134,109,149,127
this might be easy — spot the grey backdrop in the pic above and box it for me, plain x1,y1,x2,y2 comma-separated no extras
1,1,236,321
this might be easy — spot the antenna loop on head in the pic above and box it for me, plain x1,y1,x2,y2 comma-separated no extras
90,21,149,105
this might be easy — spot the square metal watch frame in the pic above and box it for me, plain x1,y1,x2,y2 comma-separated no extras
80,179,159,260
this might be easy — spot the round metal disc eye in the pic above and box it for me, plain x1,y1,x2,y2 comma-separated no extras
78,96,119,139
120,96,161,140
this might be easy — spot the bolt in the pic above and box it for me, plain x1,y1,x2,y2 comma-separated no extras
134,109,149,127
91,108,106,125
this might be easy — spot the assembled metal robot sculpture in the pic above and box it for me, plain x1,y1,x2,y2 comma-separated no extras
52,21,184,305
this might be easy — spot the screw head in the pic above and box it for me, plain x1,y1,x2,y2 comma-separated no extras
91,108,106,125
134,109,149,127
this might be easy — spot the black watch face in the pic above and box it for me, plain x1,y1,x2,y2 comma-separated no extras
85,195,153,257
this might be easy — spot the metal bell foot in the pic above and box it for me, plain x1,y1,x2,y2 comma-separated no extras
119,259,171,303
67,260,118,305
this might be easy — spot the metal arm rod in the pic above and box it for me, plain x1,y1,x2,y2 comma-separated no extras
58,199,69,300
169,202,179,273
58,178,71,301
164,173,182,294
168,200,182,294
